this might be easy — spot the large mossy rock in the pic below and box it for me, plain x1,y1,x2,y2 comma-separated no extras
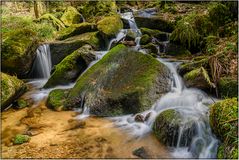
46,89,69,111
140,28,169,41
38,13,65,30
66,44,171,116
134,16,174,32
44,45,95,88
60,6,83,26
97,15,123,38
163,43,191,57
1,72,27,110
2,29,39,78
57,22,97,40
218,77,238,98
209,98,238,159
153,109,197,147
49,32,101,66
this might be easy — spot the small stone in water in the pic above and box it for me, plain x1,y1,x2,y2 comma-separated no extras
144,112,151,121
132,146,151,158
134,114,144,122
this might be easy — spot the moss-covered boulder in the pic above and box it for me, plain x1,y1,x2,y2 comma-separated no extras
44,45,95,88
1,72,27,111
183,67,215,91
141,28,169,41
13,134,30,145
153,109,197,147
218,77,238,98
163,43,191,57
50,32,101,66
57,22,97,40
38,13,65,30
97,15,123,37
209,98,238,159
140,34,151,45
125,30,138,41
134,16,174,32
60,6,83,26
2,29,39,78
66,44,170,116
142,43,159,55
46,89,69,111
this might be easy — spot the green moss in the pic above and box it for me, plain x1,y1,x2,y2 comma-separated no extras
142,43,158,54
218,77,238,98
60,6,82,26
208,2,232,28
44,45,94,88
1,72,27,110
38,13,65,30
46,89,69,111
140,34,151,45
97,15,123,37
13,134,30,145
66,44,169,116
210,98,238,159
17,99,28,109
57,22,97,40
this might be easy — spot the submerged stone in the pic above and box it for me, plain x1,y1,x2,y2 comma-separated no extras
66,44,170,116
44,45,95,88
1,72,27,110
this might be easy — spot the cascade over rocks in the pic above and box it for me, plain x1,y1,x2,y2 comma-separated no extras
2,29,39,78
49,32,101,66
1,72,27,110
153,109,197,147
66,44,171,116
44,45,95,88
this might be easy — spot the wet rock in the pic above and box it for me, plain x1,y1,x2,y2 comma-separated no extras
44,45,95,88
2,29,39,78
60,6,83,26
141,27,169,41
121,40,136,46
140,34,151,45
97,15,123,38
49,32,101,66
134,16,175,32
66,119,86,130
1,72,27,110
153,109,197,147
46,89,69,111
16,98,33,109
132,146,151,158
144,112,151,121
134,114,144,122
142,43,159,55
57,22,97,40
125,30,138,41
66,44,170,116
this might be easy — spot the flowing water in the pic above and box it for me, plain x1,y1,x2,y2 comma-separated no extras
12,9,219,159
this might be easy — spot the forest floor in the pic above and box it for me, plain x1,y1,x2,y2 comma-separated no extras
1,103,170,158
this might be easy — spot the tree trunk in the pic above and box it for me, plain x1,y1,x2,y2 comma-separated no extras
34,1,39,19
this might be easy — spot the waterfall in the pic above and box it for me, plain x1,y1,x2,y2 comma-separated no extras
30,44,52,79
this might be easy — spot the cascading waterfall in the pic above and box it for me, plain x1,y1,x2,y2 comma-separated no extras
30,44,52,79
109,10,219,158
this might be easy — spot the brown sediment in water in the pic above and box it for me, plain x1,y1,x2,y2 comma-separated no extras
1,103,170,158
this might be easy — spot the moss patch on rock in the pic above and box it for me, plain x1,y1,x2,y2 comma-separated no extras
38,13,65,30
97,15,123,37
46,89,69,111
60,6,83,26
209,98,238,159
44,45,95,88
218,77,238,98
13,134,30,145
50,32,101,66
57,22,97,40
2,29,39,77
1,72,27,110
140,34,151,45
141,27,169,41
66,44,170,116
